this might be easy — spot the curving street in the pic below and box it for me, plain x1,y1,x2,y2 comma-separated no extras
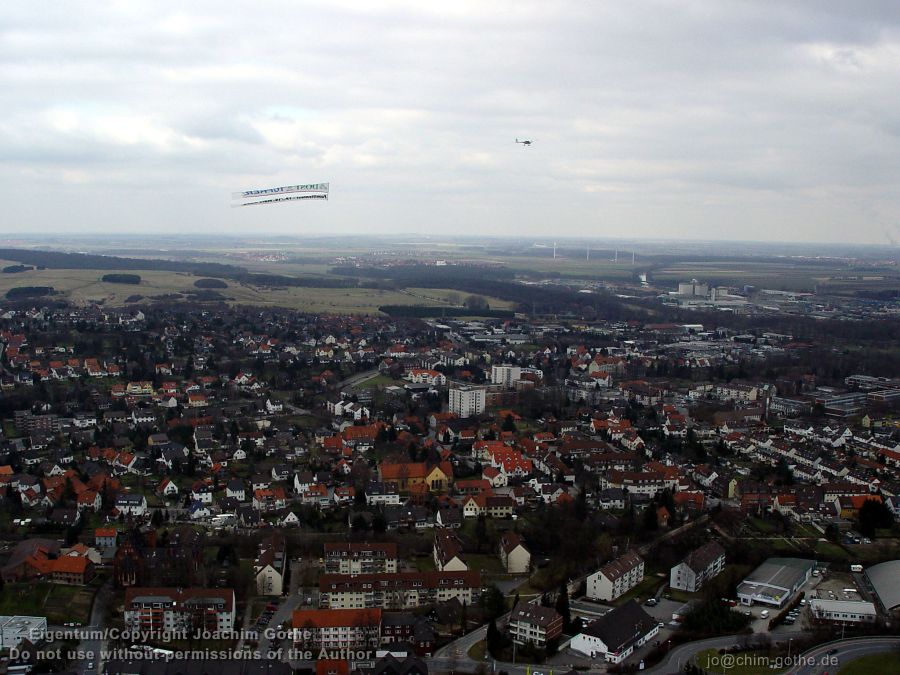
786,636,900,675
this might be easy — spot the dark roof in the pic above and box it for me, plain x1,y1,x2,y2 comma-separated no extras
500,531,527,554
509,601,561,628
599,551,643,581
681,541,726,574
103,659,292,675
360,654,428,675
581,600,656,653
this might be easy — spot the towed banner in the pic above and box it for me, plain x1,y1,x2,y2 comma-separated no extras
231,182,329,203
233,193,328,207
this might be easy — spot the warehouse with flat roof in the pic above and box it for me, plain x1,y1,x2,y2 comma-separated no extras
865,560,900,615
736,558,815,608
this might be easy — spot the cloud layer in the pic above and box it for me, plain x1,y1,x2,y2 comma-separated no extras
1,1,899,243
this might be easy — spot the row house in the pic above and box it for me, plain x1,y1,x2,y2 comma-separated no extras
604,470,666,498
462,492,515,519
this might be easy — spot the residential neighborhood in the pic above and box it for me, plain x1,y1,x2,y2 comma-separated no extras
0,296,898,674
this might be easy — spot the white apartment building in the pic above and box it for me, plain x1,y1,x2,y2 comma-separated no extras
291,608,382,650
319,571,480,610
670,542,726,593
124,588,235,635
491,365,522,388
449,384,486,418
323,542,398,575
586,552,645,602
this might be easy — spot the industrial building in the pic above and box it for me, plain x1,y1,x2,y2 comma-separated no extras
736,557,815,608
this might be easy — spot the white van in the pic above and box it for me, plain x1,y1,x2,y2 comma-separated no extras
760,610,769,619
850,564,863,573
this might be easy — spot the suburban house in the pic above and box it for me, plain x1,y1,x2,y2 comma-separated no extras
499,532,531,574
255,534,287,596
433,530,467,572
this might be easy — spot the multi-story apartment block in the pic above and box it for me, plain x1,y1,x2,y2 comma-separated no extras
491,365,522,388
448,384,486,418
586,552,644,602
507,602,562,647
124,588,235,635
319,571,480,610
670,541,726,593
323,543,398,575
291,608,382,650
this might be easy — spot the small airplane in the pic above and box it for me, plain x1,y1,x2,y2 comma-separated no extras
515,138,534,146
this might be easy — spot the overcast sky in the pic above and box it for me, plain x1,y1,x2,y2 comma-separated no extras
1,1,899,244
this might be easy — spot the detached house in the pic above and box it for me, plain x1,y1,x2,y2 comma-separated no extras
433,530,467,572
115,494,148,517
255,534,287,596
499,532,531,574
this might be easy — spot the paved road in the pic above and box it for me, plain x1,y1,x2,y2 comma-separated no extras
256,595,303,658
75,577,114,674
787,636,900,675
644,633,762,674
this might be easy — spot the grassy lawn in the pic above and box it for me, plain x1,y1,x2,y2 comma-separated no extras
467,639,488,661
611,576,664,607
667,588,704,603
696,649,786,675
838,652,900,674
814,540,849,560
466,554,505,575
414,555,436,572
749,517,777,533
355,374,398,389
0,583,95,624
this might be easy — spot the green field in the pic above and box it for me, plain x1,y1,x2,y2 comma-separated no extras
355,374,399,389
0,267,513,314
5,239,897,311
838,652,900,675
